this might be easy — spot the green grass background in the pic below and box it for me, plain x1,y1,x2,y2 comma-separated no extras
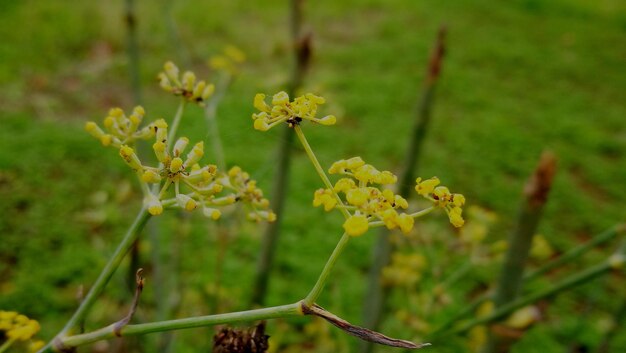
1,0,625,352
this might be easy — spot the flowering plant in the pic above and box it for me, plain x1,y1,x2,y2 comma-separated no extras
30,64,464,353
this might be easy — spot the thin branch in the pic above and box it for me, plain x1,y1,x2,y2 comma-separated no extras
440,241,625,338
113,269,145,336
302,304,429,349
49,303,302,351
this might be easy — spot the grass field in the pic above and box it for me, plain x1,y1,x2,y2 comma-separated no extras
1,0,625,352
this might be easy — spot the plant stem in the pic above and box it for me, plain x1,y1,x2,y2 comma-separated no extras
293,125,349,219
360,26,447,353
204,75,231,171
125,0,142,105
50,208,151,342
432,224,623,336
250,0,313,306
482,151,556,353
524,224,624,282
304,232,351,306
167,99,186,148
438,242,625,339
0,338,16,353
250,126,294,306
49,303,302,352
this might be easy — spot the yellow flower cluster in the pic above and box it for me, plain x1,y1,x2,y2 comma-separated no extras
85,106,155,147
158,61,215,106
86,107,274,221
0,311,44,352
208,45,246,75
382,253,427,287
224,166,276,222
415,177,465,227
252,92,336,131
314,157,413,237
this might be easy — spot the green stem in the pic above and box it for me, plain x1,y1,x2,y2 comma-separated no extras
125,0,142,105
359,27,447,353
482,152,556,353
524,224,623,282
204,75,231,171
51,208,151,341
0,338,16,353
432,224,624,336
250,0,312,308
304,232,351,306
438,243,625,339
293,125,349,219
50,303,302,352
250,126,295,306
167,99,186,149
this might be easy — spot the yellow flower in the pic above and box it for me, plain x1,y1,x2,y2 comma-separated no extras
225,166,275,222
415,177,440,196
159,61,215,106
343,214,369,236
145,193,163,216
346,188,368,206
328,159,347,174
415,177,465,228
29,340,45,353
85,106,155,148
0,311,42,344
209,46,246,75
396,213,414,234
251,92,336,131
333,178,356,193
321,157,428,235
382,253,427,287
345,157,365,170
313,188,337,211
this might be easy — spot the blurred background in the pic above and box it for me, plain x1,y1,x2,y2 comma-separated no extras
1,0,625,352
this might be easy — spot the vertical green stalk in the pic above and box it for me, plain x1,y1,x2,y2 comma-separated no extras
161,0,190,67
482,151,557,353
167,99,187,147
251,0,312,306
293,125,349,218
359,26,447,353
436,241,625,339
52,208,151,342
124,0,145,308
204,75,231,171
304,232,351,306
125,0,142,105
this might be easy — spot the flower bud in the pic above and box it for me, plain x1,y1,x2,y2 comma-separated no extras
176,194,197,211
164,61,180,85
272,91,289,106
153,141,169,164
141,169,161,183
253,94,270,112
182,71,196,92
201,83,215,101
318,115,336,126
145,194,163,215
173,137,189,157
203,207,221,220
185,141,204,166
170,157,184,173
343,214,369,236
119,145,143,171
